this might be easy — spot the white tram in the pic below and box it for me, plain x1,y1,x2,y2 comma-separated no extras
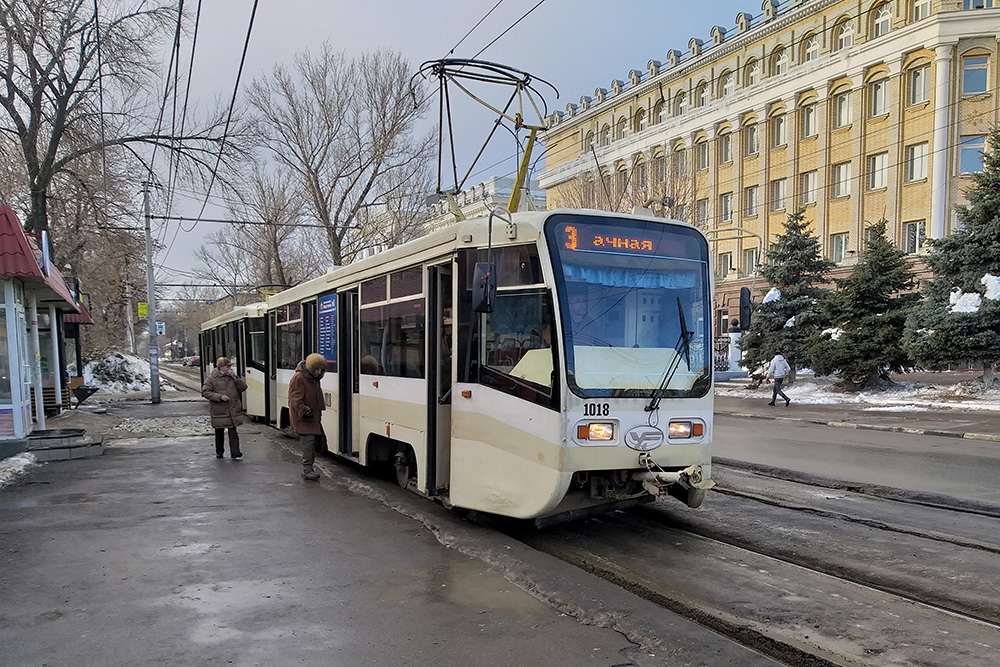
201,209,715,521
198,303,268,421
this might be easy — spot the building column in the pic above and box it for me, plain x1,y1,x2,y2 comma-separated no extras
28,293,45,430
816,85,830,245
930,43,954,239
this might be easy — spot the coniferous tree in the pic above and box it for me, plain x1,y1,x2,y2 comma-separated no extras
903,128,1000,388
809,220,919,389
739,208,833,384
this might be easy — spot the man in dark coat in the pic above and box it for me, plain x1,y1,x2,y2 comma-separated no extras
288,353,327,480
201,356,248,458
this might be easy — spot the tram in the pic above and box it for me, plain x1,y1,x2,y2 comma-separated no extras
200,208,715,521
198,303,268,421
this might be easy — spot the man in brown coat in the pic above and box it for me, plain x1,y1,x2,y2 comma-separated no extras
288,353,327,480
201,356,248,459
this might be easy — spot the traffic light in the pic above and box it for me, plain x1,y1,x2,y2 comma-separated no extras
739,287,753,330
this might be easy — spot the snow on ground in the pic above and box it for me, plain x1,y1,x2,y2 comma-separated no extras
113,416,212,436
83,352,176,393
716,373,1000,412
0,452,37,489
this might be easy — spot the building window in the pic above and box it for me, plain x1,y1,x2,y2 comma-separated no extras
964,0,995,8
655,155,667,182
697,198,709,226
676,148,688,176
960,135,986,173
872,5,891,37
617,117,628,141
962,56,989,95
868,152,888,190
654,100,666,124
697,83,709,107
746,61,760,86
719,193,733,221
913,0,930,20
634,108,647,134
904,220,925,254
870,79,889,116
772,115,787,146
831,232,850,263
719,133,733,163
744,248,759,274
773,48,789,75
584,131,595,150
744,185,759,216
801,170,817,204
801,104,817,137
719,252,733,279
675,92,687,117
697,141,710,170
721,72,735,98
617,170,628,194
837,20,854,50
635,161,647,190
771,179,786,210
745,124,759,154
906,143,928,181
833,162,851,197
834,91,852,128
600,125,610,147
909,65,930,104
803,36,820,63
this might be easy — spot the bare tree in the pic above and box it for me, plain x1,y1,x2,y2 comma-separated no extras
0,0,248,236
248,45,433,265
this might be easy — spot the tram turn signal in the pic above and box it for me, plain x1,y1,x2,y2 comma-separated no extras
667,421,703,438
578,422,615,441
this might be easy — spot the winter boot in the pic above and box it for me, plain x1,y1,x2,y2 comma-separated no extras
785,397,790,406
302,468,320,481
767,401,775,406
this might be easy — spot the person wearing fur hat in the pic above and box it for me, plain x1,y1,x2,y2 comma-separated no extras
288,353,328,480
201,356,248,458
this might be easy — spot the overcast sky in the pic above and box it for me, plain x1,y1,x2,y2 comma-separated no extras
157,0,750,286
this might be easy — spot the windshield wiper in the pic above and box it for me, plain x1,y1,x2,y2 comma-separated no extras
645,297,692,412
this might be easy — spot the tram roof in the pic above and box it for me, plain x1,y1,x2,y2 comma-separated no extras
199,302,267,331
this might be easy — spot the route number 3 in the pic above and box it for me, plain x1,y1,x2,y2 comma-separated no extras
583,403,610,416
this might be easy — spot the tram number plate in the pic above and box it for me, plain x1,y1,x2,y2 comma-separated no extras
583,403,610,417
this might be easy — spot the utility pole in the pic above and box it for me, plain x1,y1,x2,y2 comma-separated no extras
142,184,161,403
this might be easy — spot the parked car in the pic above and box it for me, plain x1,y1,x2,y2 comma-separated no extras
183,355,200,367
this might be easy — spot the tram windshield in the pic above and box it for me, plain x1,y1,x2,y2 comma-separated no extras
546,213,712,399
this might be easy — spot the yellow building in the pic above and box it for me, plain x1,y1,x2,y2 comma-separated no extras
539,0,999,334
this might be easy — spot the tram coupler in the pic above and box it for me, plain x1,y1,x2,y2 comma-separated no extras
632,458,715,498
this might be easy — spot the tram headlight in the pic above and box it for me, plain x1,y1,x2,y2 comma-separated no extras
578,422,615,441
668,421,693,438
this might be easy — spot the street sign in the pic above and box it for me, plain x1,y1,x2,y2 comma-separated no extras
155,321,165,336
138,302,148,319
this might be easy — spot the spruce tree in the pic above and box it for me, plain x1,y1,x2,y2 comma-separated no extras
739,208,833,384
903,127,1000,388
809,220,919,389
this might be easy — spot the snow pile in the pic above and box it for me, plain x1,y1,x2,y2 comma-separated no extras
83,352,176,393
113,416,212,436
821,327,843,340
982,274,1000,300
0,452,37,489
949,288,982,313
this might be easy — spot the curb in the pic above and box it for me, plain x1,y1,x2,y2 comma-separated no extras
723,411,1000,442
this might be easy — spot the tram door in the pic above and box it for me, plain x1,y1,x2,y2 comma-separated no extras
267,310,278,425
337,288,360,456
426,263,453,494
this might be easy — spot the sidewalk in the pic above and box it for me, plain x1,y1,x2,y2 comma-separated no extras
715,372,1000,442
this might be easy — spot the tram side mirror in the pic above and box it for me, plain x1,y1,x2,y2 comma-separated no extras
739,286,753,331
472,262,497,313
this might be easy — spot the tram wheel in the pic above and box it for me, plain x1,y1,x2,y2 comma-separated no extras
394,446,416,489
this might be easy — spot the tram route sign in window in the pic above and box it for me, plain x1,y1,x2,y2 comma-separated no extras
317,294,337,363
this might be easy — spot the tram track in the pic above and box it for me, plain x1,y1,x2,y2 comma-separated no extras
484,464,1000,667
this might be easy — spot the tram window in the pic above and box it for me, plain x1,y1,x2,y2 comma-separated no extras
275,305,288,324
288,303,301,322
472,245,542,287
248,318,266,368
276,321,302,369
359,298,425,378
362,276,387,305
479,288,557,409
390,267,422,298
